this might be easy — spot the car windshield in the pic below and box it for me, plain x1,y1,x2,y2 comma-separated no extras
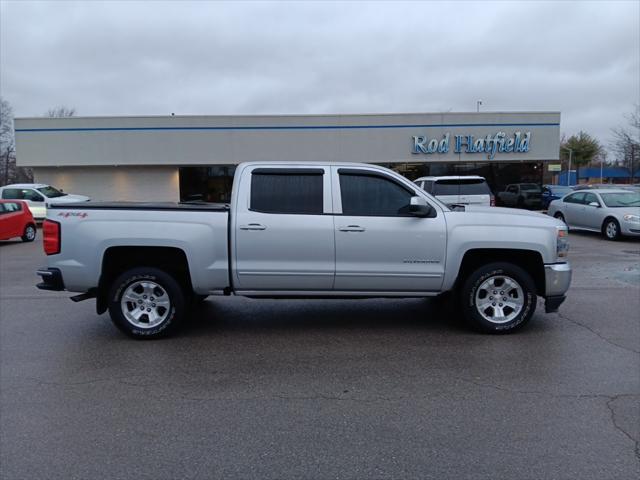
600,192,640,207
520,184,541,192
37,186,67,198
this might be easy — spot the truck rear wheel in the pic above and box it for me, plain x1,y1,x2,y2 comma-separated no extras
108,267,186,339
461,262,536,333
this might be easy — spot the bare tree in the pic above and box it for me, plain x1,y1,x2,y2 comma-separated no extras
610,105,640,182
1,97,17,186
46,106,76,117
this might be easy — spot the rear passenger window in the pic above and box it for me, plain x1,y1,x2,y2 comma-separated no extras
339,172,413,216
250,170,323,214
1,189,21,199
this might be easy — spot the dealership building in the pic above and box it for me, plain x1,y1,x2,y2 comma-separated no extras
14,112,560,202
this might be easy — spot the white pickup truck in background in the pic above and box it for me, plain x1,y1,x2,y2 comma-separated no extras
36,162,571,338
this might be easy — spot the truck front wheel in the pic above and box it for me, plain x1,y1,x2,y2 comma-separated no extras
108,267,186,339
461,262,536,333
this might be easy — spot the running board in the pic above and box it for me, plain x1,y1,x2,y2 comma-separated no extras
70,289,97,303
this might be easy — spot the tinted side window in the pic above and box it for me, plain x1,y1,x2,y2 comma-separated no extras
250,172,323,214
1,188,21,199
423,181,434,193
22,189,44,201
584,193,599,205
564,193,586,204
340,173,413,216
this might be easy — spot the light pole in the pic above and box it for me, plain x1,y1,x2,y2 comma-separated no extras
561,146,573,186
476,100,482,112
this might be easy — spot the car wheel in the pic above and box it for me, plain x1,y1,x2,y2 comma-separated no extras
602,218,621,241
108,267,186,339
554,212,566,224
21,224,37,242
517,197,525,209
461,262,536,334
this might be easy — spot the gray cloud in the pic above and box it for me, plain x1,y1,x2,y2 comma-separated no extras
1,0,638,155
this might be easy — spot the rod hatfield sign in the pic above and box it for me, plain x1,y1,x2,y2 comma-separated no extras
412,131,531,160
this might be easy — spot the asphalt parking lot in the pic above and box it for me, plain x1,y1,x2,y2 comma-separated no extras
1,231,638,479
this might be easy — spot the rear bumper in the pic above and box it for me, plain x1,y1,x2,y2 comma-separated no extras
544,262,571,312
36,267,65,291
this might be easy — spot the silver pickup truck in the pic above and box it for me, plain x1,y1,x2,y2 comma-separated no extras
36,162,571,338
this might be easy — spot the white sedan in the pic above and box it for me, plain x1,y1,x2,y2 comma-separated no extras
547,188,640,240
0,184,90,220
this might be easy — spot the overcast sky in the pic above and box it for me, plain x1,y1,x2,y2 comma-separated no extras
1,0,638,154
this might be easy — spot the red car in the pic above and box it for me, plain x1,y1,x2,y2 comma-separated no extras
0,200,37,242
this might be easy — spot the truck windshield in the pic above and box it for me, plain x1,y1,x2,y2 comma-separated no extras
37,186,67,198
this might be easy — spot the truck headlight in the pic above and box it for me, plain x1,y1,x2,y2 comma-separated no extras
557,228,569,260
623,214,640,223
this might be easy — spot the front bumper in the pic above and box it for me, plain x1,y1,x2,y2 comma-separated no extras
36,267,65,291
544,262,571,312
621,223,640,237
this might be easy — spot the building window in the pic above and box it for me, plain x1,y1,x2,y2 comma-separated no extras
179,166,236,203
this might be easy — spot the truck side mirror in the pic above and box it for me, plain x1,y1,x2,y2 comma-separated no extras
408,196,434,217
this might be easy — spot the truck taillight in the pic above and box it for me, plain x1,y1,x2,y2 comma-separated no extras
43,220,61,255
490,194,496,207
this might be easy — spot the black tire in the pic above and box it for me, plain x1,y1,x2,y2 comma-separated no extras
108,267,186,339
554,212,566,224
516,197,525,209
21,224,36,242
461,262,537,334
602,218,621,241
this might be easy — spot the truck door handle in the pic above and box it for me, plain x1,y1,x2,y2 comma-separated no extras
339,225,365,232
239,223,266,231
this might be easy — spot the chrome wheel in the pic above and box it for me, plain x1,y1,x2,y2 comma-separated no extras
24,225,36,240
605,221,618,239
120,280,171,329
474,275,525,324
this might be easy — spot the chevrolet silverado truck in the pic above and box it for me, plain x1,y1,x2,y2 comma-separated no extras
36,162,571,338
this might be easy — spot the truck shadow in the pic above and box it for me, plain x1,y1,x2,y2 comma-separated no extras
182,297,470,336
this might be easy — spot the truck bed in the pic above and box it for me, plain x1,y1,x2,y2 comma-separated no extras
48,201,230,212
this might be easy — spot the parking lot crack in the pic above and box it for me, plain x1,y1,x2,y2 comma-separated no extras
605,395,640,462
555,311,640,355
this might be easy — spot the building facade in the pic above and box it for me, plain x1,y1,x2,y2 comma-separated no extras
15,112,560,202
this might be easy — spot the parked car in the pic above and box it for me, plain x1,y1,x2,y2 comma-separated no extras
574,183,640,192
547,188,640,240
0,200,37,242
37,162,571,338
414,176,494,206
0,183,90,221
541,185,574,210
497,183,543,209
